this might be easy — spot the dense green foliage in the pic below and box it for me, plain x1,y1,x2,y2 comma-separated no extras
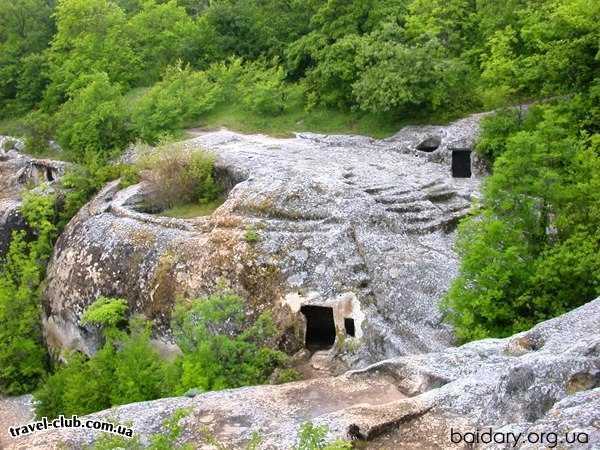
441,0,600,341
172,291,287,392
34,291,290,418
132,65,219,143
54,72,132,160
3,0,597,146
444,89,600,341
0,162,136,395
0,192,57,394
80,296,129,327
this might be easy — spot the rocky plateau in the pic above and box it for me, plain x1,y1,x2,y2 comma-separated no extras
41,113,485,365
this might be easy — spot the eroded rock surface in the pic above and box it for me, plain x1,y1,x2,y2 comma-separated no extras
0,137,67,257
12,298,600,449
43,115,484,363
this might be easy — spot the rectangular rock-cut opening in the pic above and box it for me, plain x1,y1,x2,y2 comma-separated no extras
301,305,336,350
451,150,472,178
344,318,355,337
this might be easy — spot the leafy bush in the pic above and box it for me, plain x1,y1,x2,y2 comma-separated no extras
300,33,362,109
55,72,133,161
59,153,140,227
34,300,175,419
35,290,290,418
0,192,58,394
204,56,245,102
22,110,55,156
132,65,220,143
44,0,139,107
172,290,288,393
137,144,221,211
81,297,128,327
353,36,475,115
125,0,196,85
272,367,303,384
0,0,55,118
475,108,525,164
239,61,288,116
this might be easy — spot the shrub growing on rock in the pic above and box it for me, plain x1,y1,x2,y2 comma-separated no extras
35,291,291,418
137,143,221,211
294,423,352,450
171,290,289,393
81,296,129,328
34,299,175,419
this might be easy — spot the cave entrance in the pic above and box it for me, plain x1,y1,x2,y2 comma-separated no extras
344,318,355,337
451,150,472,178
301,305,336,350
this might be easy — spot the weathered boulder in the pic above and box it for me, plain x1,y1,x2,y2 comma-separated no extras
43,114,484,363
12,297,600,449
0,137,68,257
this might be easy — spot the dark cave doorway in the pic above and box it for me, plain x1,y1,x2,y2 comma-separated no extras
301,305,336,351
344,318,355,337
451,149,472,178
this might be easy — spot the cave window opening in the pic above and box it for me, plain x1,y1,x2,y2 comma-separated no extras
344,318,355,337
416,136,441,152
451,150,472,178
301,305,336,350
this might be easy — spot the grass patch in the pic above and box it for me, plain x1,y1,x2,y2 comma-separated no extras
196,101,401,139
158,198,224,218
192,84,469,139
0,116,26,137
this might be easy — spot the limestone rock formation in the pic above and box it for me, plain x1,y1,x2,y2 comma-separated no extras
0,137,68,257
43,114,484,364
13,297,600,449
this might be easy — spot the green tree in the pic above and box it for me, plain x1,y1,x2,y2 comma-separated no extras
126,0,197,85
444,92,600,341
44,0,138,108
239,61,289,115
34,299,175,418
354,34,474,114
0,0,55,116
132,64,219,143
54,72,132,161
